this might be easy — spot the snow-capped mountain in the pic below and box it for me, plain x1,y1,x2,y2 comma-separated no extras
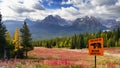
40,15,69,26
3,15,119,40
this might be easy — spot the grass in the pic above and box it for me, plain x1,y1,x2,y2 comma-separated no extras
0,47,120,68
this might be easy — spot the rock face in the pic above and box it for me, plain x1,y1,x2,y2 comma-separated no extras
4,15,119,40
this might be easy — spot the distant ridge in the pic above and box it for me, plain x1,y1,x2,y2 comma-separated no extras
3,15,119,40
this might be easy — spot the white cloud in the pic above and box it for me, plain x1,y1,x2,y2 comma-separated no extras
0,0,81,21
61,0,72,4
0,0,120,21
116,0,120,6
91,0,118,6
62,0,90,5
66,0,120,20
116,18,120,21
49,7,80,20
0,0,44,21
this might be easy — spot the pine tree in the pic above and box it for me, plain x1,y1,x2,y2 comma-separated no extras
71,35,77,49
114,28,120,46
20,21,33,58
0,13,7,59
107,38,115,47
79,34,85,49
118,39,120,47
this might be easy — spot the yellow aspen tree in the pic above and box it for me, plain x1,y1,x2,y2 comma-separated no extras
13,27,21,52
6,31,12,44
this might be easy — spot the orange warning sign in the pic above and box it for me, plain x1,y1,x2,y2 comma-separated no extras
88,38,104,56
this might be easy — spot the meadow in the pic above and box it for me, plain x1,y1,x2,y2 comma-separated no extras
0,47,120,68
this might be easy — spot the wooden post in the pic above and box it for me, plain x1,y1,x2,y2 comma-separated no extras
95,56,96,68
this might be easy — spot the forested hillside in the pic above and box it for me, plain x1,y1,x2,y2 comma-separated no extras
32,28,120,49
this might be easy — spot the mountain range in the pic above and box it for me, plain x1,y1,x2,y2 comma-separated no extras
4,15,120,40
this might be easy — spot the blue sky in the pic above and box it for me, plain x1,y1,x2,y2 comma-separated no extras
41,0,73,9
0,0,120,21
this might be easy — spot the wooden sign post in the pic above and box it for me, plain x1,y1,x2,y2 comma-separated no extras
88,38,104,68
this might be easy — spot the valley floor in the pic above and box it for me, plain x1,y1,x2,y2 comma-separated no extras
28,47,120,68
0,47,120,68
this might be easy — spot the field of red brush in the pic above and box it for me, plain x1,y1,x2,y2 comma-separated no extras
0,47,119,68
28,47,120,68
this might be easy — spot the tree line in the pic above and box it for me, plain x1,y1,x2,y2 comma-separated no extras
0,13,33,59
32,28,120,49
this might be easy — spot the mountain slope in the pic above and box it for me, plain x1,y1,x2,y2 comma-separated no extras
71,16,107,32
41,15,69,26
30,15,108,39
3,15,117,40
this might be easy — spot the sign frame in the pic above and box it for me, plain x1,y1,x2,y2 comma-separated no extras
88,38,104,68
88,38,104,56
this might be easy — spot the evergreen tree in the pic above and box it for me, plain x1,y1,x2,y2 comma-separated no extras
107,38,115,47
114,28,120,46
20,21,33,58
79,34,85,49
118,39,120,47
0,13,7,59
31,27,120,48
71,35,77,49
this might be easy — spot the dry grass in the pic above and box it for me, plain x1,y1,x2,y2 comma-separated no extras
0,47,119,68
28,47,120,68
